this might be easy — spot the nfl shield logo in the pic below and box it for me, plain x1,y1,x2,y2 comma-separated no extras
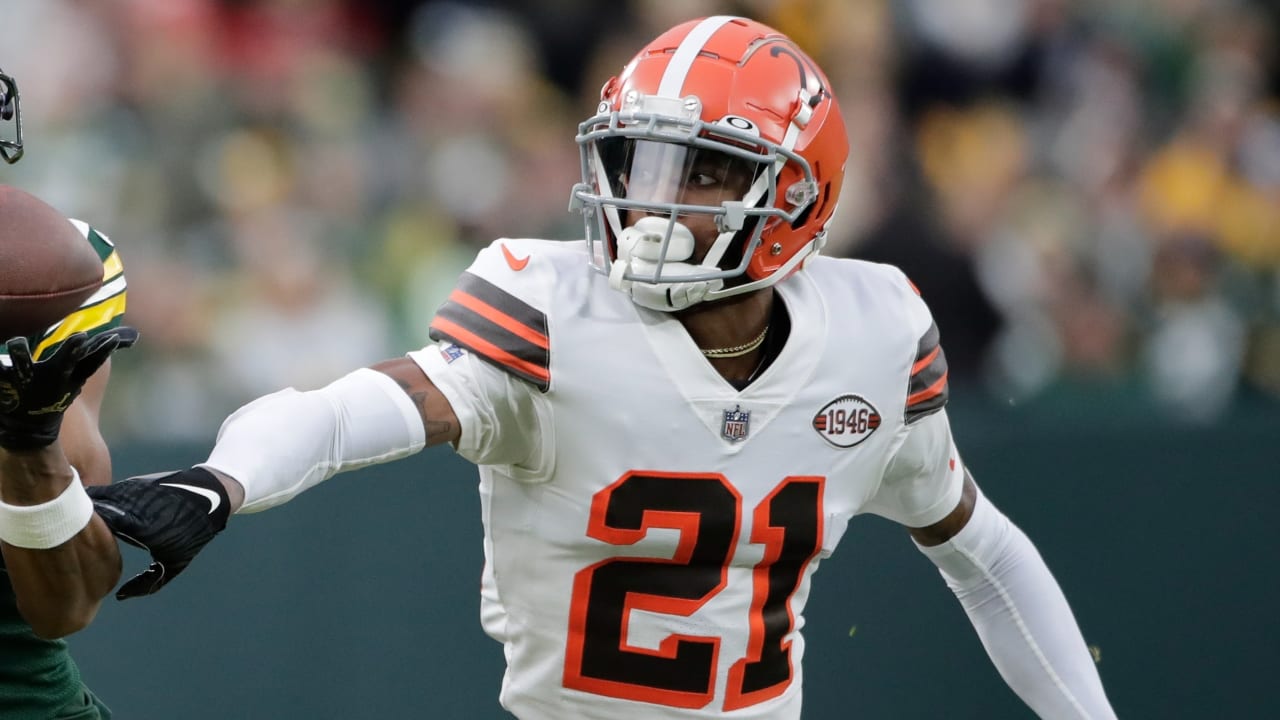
439,343,466,364
721,405,750,442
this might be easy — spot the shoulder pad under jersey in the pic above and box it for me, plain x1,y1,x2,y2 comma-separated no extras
427,238,565,391
810,257,948,423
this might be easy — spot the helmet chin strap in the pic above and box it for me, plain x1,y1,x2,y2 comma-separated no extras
609,217,726,312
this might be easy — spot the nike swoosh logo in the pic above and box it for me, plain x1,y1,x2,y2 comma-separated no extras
160,483,221,514
501,243,530,271
94,502,126,517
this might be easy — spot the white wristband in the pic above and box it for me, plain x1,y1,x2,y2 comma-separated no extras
0,467,94,549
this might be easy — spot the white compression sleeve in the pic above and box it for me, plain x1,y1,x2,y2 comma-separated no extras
201,368,427,513
915,491,1116,720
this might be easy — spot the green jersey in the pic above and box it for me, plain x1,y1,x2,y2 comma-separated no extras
0,221,126,719
0,575,106,719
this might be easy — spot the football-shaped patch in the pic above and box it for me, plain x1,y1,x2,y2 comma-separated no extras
812,394,881,448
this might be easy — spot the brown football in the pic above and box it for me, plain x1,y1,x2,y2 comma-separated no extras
0,185,103,342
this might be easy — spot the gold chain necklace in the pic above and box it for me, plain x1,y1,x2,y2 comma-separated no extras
700,325,769,358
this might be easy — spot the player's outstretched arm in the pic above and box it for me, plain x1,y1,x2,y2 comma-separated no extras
200,356,452,513
864,410,1115,719
87,356,456,599
911,476,1117,719
0,330,137,637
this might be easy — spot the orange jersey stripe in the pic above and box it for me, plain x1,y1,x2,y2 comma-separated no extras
447,288,549,350
907,371,948,406
911,345,940,376
431,316,550,383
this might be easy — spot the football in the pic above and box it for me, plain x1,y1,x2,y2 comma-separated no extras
0,185,103,341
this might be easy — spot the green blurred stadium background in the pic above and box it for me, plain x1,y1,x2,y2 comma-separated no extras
76,394,1278,718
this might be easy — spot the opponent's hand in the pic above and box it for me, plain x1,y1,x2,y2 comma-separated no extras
86,467,230,600
0,327,140,449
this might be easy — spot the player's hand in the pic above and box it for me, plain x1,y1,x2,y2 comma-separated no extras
86,467,230,600
0,327,139,450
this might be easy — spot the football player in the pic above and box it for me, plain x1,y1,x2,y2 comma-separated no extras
0,67,140,720
88,17,1116,719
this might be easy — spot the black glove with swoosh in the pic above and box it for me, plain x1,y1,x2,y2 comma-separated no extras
0,328,139,449
87,467,230,600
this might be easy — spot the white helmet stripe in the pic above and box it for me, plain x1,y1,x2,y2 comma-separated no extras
657,16,736,97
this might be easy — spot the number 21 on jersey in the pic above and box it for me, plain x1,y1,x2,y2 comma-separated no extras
563,471,824,711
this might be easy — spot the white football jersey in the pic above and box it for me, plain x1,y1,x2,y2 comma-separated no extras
412,238,964,719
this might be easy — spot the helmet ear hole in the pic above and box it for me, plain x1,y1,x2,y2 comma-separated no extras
789,183,829,230
786,155,833,231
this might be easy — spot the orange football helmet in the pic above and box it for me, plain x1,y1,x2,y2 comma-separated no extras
570,16,848,311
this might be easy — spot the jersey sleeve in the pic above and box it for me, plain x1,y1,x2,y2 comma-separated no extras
410,341,552,479
416,240,558,475
900,277,949,424
32,220,127,360
860,409,965,527
426,240,552,391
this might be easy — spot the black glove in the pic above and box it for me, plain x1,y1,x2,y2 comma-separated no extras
87,467,231,600
0,327,140,449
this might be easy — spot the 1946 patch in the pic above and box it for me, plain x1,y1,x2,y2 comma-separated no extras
812,394,880,448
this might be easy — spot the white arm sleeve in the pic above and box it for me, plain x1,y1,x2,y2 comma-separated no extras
916,491,1117,719
201,368,427,513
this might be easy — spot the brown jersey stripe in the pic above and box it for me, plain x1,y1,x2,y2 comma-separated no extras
456,272,547,340
908,372,948,406
444,288,549,349
430,316,550,390
914,321,940,358
909,346,947,396
912,345,940,376
905,371,948,423
427,273,550,390
905,321,948,423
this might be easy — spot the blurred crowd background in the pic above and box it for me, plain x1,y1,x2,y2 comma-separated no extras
3,0,1278,442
